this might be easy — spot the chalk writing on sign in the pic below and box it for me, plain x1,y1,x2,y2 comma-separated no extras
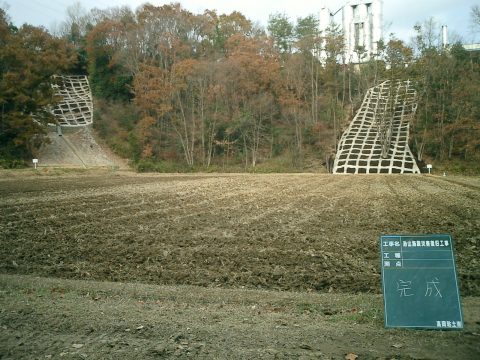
425,278,442,298
380,234,463,329
397,280,414,297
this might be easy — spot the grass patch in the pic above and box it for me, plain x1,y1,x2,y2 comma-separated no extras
296,295,383,325
421,159,480,176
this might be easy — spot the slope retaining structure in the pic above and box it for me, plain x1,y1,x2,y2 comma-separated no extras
51,75,93,127
333,80,420,174
36,125,125,168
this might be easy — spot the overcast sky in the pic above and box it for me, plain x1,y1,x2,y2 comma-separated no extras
4,0,480,44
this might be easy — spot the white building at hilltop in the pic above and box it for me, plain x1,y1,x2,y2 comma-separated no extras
343,0,383,63
318,0,383,64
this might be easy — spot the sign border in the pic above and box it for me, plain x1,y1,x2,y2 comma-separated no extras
380,234,464,329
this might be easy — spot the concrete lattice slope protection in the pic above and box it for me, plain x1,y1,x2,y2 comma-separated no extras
333,80,420,174
51,75,93,127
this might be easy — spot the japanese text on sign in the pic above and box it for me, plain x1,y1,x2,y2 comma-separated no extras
380,234,463,329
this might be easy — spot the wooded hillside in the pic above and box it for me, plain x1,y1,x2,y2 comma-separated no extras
1,3,479,171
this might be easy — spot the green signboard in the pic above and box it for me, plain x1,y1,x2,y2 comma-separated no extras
380,234,463,329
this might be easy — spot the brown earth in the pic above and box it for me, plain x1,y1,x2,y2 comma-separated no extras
0,171,479,359
35,126,128,169
1,171,478,295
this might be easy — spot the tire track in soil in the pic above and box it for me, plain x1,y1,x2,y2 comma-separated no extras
158,176,356,292
199,175,342,234
411,176,480,218
317,177,389,292
194,177,347,257
235,178,352,250
2,176,259,226
193,177,374,287
0,174,217,208
147,176,319,247
61,179,302,233
223,176,378,293
0,174,214,195
376,175,444,233
429,176,480,191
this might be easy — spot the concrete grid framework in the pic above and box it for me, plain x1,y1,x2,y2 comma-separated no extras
333,80,421,174
51,75,93,127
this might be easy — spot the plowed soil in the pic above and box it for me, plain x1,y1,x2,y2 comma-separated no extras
0,171,479,359
1,172,479,295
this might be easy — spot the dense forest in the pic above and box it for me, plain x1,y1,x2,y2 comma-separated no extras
1,3,479,171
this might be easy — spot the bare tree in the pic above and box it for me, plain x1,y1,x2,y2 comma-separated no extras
471,5,480,39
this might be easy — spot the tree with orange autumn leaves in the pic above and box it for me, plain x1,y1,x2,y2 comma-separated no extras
81,4,480,170
1,3,478,170
0,8,76,166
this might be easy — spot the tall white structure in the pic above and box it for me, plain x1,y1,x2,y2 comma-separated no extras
442,25,448,48
318,6,331,33
342,0,383,63
317,6,333,63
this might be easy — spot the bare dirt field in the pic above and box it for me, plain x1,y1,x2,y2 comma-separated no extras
1,170,479,359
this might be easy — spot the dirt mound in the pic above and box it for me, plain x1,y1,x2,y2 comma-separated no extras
36,125,127,168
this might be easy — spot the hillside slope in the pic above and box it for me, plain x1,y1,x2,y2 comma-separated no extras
36,125,127,168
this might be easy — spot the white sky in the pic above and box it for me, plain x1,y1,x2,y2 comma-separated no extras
4,0,480,44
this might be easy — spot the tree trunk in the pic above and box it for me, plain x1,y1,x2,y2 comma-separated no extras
294,108,302,166
448,137,454,159
243,134,248,170
176,91,194,166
